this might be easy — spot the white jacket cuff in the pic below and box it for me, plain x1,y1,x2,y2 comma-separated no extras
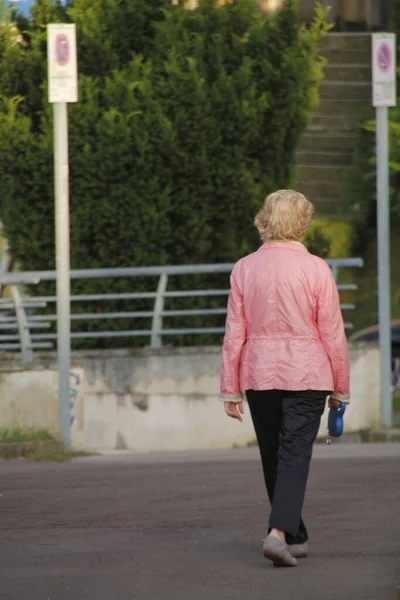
220,393,243,402
331,392,350,403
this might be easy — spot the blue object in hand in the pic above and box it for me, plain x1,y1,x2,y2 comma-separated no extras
328,402,346,438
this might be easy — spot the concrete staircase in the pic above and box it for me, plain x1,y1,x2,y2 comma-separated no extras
296,33,372,217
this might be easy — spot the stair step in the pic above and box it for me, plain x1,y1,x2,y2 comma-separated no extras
313,201,345,217
298,133,356,152
296,151,353,166
295,34,372,219
320,80,371,100
316,99,369,116
296,165,351,182
296,179,343,199
323,64,371,83
298,196,343,216
321,48,372,65
308,113,360,133
319,33,371,52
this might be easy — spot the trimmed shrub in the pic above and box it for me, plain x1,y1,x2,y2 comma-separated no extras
0,0,330,345
305,218,352,259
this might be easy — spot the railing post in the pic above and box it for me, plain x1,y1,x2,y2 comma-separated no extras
0,226,10,298
11,285,33,364
331,265,338,283
151,274,168,348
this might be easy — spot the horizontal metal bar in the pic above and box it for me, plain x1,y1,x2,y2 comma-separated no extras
337,284,357,291
160,328,225,335
0,346,20,350
32,326,224,340
29,304,352,323
12,290,231,304
0,302,47,308
162,309,227,317
0,334,20,341
0,275,40,285
155,326,359,336
27,324,356,340
326,258,363,268
0,259,364,285
0,285,356,306
0,264,234,284
0,344,23,350
30,309,227,322
17,293,158,303
0,316,51,325
29,343,54,349
0,322,51,330
32,331,153,340
0,343,53,350
164,290,230,298
30,312,154,322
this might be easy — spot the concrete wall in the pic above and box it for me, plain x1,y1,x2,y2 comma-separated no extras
0,343,381,452
80,347,254,452
0,358,85,449
79,343,381,451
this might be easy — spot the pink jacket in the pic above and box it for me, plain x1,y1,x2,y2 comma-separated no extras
220,242,350,401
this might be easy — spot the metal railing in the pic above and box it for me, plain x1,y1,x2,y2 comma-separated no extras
0,258,364,363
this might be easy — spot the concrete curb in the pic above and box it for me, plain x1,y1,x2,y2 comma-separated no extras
316,429,400,444
361,429,400,443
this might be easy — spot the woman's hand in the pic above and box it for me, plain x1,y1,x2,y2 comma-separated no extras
224,401,244,422
328,396,342,409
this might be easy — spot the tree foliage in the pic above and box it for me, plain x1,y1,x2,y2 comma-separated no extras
338,0,400,328
341,0,400,252
0,0,329,345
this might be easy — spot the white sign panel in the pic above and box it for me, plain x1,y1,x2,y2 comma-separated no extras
372,33,396,107
47,24,78,103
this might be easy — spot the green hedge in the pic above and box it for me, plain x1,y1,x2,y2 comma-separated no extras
340,0,400,331
0,0,329,346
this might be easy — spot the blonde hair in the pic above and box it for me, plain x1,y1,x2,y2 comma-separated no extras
254,189,313,242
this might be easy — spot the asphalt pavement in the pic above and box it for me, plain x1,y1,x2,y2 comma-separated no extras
0,444,399,600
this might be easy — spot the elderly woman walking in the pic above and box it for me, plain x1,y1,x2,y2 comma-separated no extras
220,189,350,567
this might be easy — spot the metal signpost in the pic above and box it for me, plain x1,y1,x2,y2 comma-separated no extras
372,33,396,428
47,24,78,447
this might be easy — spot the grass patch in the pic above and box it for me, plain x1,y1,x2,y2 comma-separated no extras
0,427,54,443
0,428,92,461
31,441,92,462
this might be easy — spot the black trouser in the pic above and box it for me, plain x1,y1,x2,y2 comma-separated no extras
246,389,328,544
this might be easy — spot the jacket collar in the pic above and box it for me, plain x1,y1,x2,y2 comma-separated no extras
258,241,308,252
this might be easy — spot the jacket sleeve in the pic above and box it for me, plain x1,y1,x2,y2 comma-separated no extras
316,264,350,402
220,262,246,400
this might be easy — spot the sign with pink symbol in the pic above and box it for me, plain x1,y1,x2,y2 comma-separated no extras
377,42,392,73
55,34,70,67
47,24,78,104
372,34,396,107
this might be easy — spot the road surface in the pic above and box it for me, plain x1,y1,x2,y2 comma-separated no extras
0,444,399,600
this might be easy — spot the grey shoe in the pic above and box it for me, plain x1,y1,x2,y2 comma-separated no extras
288,542,308,559
263,535,298,567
